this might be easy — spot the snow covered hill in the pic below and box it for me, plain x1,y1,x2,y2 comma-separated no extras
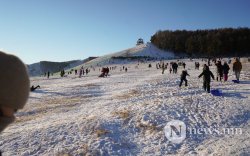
1,59,249,155
28,43,174,76
27,60,84,76
76,43,175,68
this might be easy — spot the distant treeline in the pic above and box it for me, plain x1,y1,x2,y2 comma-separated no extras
150,28,250,57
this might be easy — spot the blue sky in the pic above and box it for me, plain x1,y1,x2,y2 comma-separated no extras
0,0,249,64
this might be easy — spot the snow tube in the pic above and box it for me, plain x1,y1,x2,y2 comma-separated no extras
232,80,240,83
211,89,222,96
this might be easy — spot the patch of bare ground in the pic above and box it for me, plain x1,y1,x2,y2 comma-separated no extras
15,97,87,123
136,122,159,134
83,83,100,87
95,128,110,137
112,110,130,120
114,89,140,100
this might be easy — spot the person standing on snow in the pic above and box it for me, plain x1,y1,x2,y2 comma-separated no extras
169,67,172,74
179,70,190,87
233,58,242,81
0,51,30,155
198,64,215,93
222,62,230,82
182,62,186,69
86,68,89,75
47,71,50,79
172,62,178,74
215,61,223,81
162,62,165,74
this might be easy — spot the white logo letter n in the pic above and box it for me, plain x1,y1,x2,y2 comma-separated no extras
164,120,186,144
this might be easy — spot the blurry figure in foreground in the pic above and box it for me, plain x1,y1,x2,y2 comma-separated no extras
0,51,30,154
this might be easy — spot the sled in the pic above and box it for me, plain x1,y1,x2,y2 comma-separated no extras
232,80,240,83
211,89,222,96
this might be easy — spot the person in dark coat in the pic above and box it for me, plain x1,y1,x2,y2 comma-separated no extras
233,58,242,81
172,62,178,74
198,64,215,93
179,70,190,87
106,67,110,76
215,61,223,81
30,85,40,91
169,68,172,73
222,62,230,81
183,62,186,69
86,68,89,75
195,62,200,70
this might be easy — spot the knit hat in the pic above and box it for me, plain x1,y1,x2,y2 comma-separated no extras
0,51,30,109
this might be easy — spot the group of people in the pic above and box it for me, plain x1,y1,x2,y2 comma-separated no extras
215,61,230,82
178,63,215,93
0,50,246,155
79,67,90,78
157,61,180,74
178,58,243,93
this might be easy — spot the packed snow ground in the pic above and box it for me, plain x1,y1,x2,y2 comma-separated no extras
0,59,250,156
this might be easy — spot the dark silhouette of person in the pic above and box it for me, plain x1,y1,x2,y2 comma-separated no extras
30,85,40,92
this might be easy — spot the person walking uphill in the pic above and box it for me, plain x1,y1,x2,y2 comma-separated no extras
172,62,178,74
215,61,223,81
222,62,230,81
179,70,190,87
0,51,30,155
198,64,215,93
233,58,242,81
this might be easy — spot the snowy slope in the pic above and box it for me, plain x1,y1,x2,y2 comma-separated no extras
0,59,249,155
28,60,83,76
76,43,175,68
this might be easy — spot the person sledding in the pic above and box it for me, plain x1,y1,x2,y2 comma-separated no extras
198,64,215,93
99,67,109,77
30,85,40,92
179,70,190,87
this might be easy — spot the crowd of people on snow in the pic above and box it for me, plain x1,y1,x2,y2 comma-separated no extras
0,50,247,154
155,57,243,93
33,56,244,95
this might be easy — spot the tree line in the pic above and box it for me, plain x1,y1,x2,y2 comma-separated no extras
150,28,250,57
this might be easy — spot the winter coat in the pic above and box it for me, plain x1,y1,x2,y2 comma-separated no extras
215,62,223,75
233,60,242,72
223,64,230,74
172,63,178,69
180,70,189,79
198,68,215,82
